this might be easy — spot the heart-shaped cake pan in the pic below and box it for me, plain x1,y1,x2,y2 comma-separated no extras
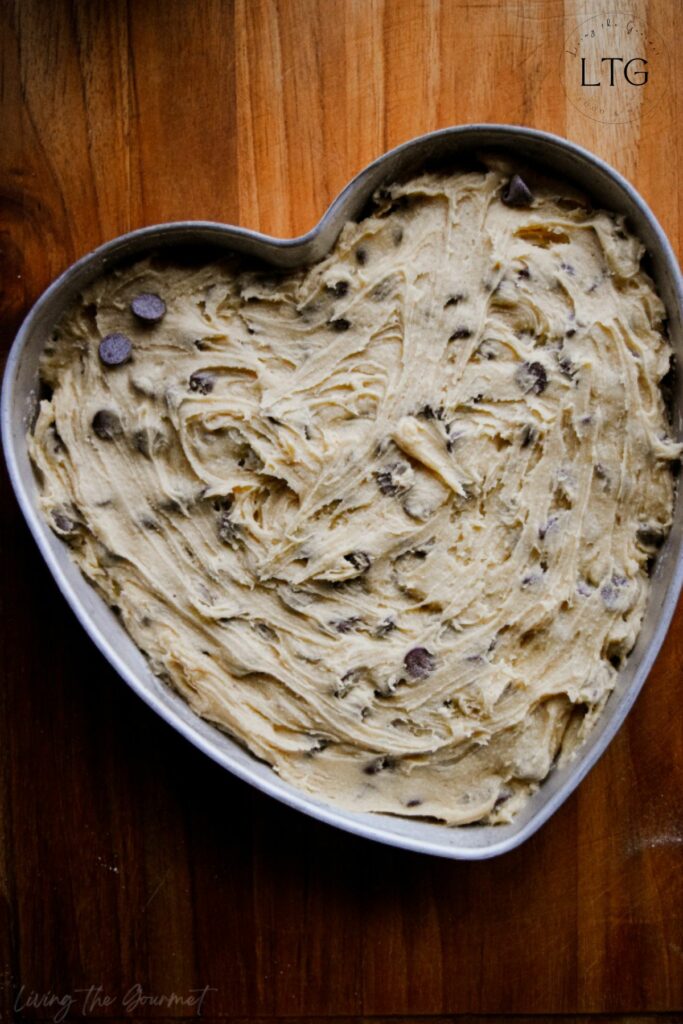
4,125,683,859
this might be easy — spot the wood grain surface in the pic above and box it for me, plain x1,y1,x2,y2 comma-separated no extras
1,0,682,1020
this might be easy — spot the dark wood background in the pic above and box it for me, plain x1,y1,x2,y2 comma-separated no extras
1,1,682,1020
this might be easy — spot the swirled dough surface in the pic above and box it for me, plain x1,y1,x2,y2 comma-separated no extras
29,166,680,825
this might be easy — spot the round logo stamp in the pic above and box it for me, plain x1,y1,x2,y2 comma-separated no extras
561,12,671,124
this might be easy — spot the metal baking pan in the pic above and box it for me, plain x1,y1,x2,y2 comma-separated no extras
3,125,682,859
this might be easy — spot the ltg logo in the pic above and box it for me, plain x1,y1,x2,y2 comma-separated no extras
563,14,665,123
580,56,648,87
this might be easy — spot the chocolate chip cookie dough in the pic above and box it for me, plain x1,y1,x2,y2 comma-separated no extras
29,165,680,825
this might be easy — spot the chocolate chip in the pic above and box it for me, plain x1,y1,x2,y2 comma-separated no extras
375,462,411,497
406,798,422,808
660,355,676,423
344,551,372,573
334,676,353,699
600,575,629,610
501,174,534,208
333,616,362,634
133,427,166,459
477,339,501,362
189,370,215,395
218,511,241,547
363,755,396,775
99,333,132,366
305,736,330,757
375,616,396,637
355,247,368,265
557,355,577,379
131,292,166,323
515,361,548,395
51,509,77,534
517,266,531,280
327,280,349,298
329,318,351,332
494,787,512,809
636,526,666,550
418,404,444,421
404,647,435,679
449,327,472,340
92,409,123,440
445,293,464,308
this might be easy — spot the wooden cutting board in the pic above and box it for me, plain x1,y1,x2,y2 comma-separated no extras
1,1,681,1019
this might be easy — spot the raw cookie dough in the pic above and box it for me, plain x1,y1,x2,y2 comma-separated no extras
29,166,680,825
